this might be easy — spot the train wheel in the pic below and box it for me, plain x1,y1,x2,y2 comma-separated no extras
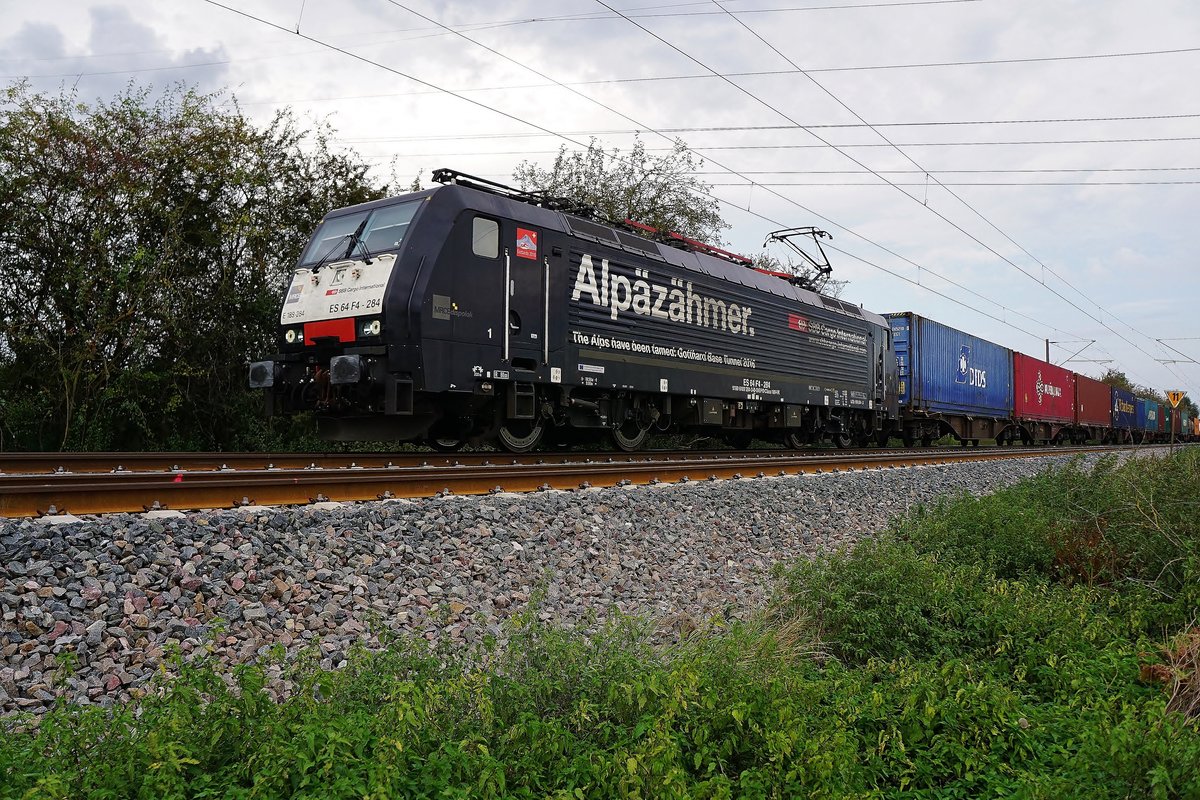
901,429,915,447
784,431,806,449
428,438,464,453
833,431,852,449
875,430,891,447
920,435,933,447
497,420,545,453
612,420,649,452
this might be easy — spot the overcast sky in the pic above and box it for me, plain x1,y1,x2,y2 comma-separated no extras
4,0,1199,397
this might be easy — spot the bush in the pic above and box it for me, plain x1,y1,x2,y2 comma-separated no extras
4,451,1199,797
896,451,1200,599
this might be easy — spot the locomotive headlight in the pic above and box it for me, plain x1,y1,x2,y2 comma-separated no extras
362,319,381,336
284,328,298,344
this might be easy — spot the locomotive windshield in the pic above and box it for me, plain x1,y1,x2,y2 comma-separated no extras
299,199,421,266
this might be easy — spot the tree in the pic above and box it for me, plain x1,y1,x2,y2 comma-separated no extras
513,137,727,244
751,252,847,298
1098,368,1134,392
0,82,387,450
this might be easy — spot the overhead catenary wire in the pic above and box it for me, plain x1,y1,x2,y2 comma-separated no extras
221,43,1200,104
379,0,1091,347
347,114,1200,132
597,0,1181,390
431,0,1182,390
331,122,1200,142
201,0,1184,393
595,2,1115,318
206,0,1086,351
250,0,1148,362
0,1,978,64
335,136,1200,154
701,180,1200,186
8,0,996,79
708,0,1196,392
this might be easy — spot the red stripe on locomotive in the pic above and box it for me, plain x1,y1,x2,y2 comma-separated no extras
304,318,356,345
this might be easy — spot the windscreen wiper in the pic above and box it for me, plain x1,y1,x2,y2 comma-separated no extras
348,231,374,265
308,233,353,274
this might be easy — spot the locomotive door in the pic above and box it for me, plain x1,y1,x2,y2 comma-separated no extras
504,225,547,372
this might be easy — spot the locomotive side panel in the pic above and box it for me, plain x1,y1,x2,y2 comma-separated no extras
563,248,879,409
416,210,543,392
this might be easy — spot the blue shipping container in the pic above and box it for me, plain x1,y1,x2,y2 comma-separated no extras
1111,387,1137,429
886,312,1013,417
1136,398,1159,432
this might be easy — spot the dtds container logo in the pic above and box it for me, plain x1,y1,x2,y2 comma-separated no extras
954,345,988,388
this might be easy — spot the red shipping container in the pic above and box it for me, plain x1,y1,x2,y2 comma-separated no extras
1013,353,1075,423
1074,373,1112,426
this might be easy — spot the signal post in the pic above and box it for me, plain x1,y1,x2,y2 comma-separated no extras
1167,390,1185,453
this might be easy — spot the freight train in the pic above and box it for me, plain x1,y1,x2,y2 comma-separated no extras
248,170,1191,451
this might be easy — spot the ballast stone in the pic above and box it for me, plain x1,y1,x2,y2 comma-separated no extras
0,450,1158,716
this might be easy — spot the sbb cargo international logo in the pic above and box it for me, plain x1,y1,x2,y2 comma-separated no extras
955,344,987,388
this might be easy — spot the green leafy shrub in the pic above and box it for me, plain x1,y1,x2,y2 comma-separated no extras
4,450,1200,798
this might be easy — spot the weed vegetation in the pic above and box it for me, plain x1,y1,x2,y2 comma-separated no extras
3,451,1199,798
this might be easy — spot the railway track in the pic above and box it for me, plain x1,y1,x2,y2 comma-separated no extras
0,445,1150,519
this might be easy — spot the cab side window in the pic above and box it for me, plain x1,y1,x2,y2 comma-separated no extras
472,217,499,258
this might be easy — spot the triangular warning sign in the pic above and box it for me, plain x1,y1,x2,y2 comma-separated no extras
1167,390,1185,408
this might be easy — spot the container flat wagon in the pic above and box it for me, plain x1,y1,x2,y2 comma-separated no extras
885,312,1013,446
1111,387,1138,443
1134,398,1159,444
1072,372,1113,444
1012,352,1074,444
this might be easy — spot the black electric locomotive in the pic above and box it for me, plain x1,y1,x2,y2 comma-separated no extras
248,170,899,452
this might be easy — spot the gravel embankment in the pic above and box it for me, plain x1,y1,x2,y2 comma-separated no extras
0,451,1141,715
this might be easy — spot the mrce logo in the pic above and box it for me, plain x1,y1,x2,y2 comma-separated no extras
954,344,988,388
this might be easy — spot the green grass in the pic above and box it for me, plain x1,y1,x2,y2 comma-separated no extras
3,450,1199,798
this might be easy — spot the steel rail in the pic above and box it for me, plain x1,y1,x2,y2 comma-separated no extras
0,449,818,475
0,443,1082,475
0,445,1141,519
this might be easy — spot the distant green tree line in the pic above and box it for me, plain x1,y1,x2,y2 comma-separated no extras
0,82,387,451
